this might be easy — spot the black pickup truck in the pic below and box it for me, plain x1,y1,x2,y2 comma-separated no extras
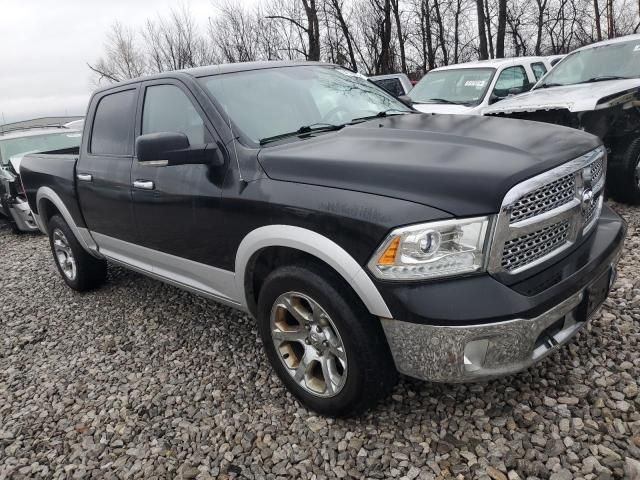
21,61,625,416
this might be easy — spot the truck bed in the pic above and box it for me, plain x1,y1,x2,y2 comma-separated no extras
20,151,82,230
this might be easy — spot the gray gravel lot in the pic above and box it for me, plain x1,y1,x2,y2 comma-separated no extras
1,204,639,480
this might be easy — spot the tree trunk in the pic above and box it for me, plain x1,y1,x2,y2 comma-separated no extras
453,0,461,63
593,0,602,40
496,0,507,58
378,0,393,74
534,0,546,55
484,0,494,58
420,0,435,71
607,0,615,37
302,0,321,61
476,0,489,59
433,0,448,65
390,0,407,73
330,0,358,71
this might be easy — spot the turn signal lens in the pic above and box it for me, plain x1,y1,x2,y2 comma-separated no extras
378,236,400,265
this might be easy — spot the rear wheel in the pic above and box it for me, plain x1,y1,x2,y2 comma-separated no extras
257,264,398,417
608,137,640,205
48,215,107,291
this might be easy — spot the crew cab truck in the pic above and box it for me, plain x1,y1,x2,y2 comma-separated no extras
21,62,625,417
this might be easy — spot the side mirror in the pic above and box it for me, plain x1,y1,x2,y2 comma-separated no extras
136,132,223,167
398,94,414,107
489,93,503,104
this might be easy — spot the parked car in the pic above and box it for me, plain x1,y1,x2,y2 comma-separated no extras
484,35,640,203
21,61,624,416
0,126,81,232
547,54,566,67
407,57,552,115
369,73,413,97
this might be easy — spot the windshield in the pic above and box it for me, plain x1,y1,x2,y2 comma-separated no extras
0,130,82,165
538,39,640,88
408,68,495,105
199,65,411,144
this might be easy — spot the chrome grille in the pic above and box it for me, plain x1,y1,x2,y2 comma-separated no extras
489,147,607,275
510,173,575,223
501,221,570,271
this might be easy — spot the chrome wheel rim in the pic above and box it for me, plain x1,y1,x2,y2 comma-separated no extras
52,229,76,280
270,291,347,398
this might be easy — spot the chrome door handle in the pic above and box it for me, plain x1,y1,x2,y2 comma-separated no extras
133,180,155,190
76,173,93,182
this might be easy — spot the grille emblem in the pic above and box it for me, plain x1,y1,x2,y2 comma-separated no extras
581,166,594,213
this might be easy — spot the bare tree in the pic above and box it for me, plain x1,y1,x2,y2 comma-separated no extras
475,0,489,59
496,0,507,57
88,22,147,84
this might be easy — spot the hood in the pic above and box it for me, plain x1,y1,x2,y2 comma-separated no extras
412,103,480,115
258,113,601,216
484,78,640,114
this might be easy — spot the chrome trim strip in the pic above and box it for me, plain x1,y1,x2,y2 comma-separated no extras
489,147,606,274
92,232,243,309
235,225,393,318
36,187,101,257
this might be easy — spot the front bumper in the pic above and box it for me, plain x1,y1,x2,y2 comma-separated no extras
379,205,625,382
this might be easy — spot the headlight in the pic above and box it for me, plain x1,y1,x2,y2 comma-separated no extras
368,217,492,280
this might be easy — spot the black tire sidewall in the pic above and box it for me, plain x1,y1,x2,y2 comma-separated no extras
257,264,394,417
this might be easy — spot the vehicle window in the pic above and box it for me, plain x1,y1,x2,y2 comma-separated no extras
538,39,640,88
0,131,82,165
199,66,409,144
531,62,548,81
408,68,495,106
91,89,136,156
142,85,205,145
493,66,528,98
373,78,404,97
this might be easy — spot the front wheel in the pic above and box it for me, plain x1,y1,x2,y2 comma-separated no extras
48,215,107,291
257,264,398,417
608,137,640,205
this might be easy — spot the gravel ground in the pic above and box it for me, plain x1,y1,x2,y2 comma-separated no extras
1,204,639,480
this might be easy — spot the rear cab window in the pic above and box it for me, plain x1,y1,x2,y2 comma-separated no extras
373,78,405,97
90,89,137,156
531,62,548,81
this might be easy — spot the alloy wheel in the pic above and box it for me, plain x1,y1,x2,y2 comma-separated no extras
52,229,77,280
270,291,347,397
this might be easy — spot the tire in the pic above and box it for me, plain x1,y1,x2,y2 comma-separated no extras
256,263,398,417
608,137,640,205
48,214,107,291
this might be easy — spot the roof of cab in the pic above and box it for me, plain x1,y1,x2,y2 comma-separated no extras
92,60,329,95
572,33,640,52
431,56,548,72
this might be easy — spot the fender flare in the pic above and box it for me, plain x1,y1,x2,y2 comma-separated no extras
235,225,392,318
36,187,100,256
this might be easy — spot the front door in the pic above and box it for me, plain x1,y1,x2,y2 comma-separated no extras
76,86,139,244
131,80,227,266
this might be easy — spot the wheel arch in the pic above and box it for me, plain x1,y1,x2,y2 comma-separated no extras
235,225,392,319
35,187,101,256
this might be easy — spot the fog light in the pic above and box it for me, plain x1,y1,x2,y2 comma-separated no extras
464,338,489,372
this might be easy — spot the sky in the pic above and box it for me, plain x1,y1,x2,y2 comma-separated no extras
0,0,230,124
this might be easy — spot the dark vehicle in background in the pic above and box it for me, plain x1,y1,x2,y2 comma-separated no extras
369,73,413,97
20,62,624,416
0,127,81,232
485,35,640,204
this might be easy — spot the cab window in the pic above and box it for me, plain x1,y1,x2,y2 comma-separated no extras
531,62,548,81
91,89,137,156
492,65,528,99
142,84,206,145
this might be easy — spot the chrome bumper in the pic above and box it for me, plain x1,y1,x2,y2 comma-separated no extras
8,198,39,232
381,268,615,383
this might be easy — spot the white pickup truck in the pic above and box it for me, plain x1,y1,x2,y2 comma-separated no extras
407,57,552,115
484,35,640,204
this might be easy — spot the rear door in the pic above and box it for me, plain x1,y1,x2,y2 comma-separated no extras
77,85,139,244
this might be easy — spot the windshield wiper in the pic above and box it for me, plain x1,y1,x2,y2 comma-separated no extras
349,109,413,123
576,75,630,84
259,123,345,145
424,98,466,105
538,83,565,89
